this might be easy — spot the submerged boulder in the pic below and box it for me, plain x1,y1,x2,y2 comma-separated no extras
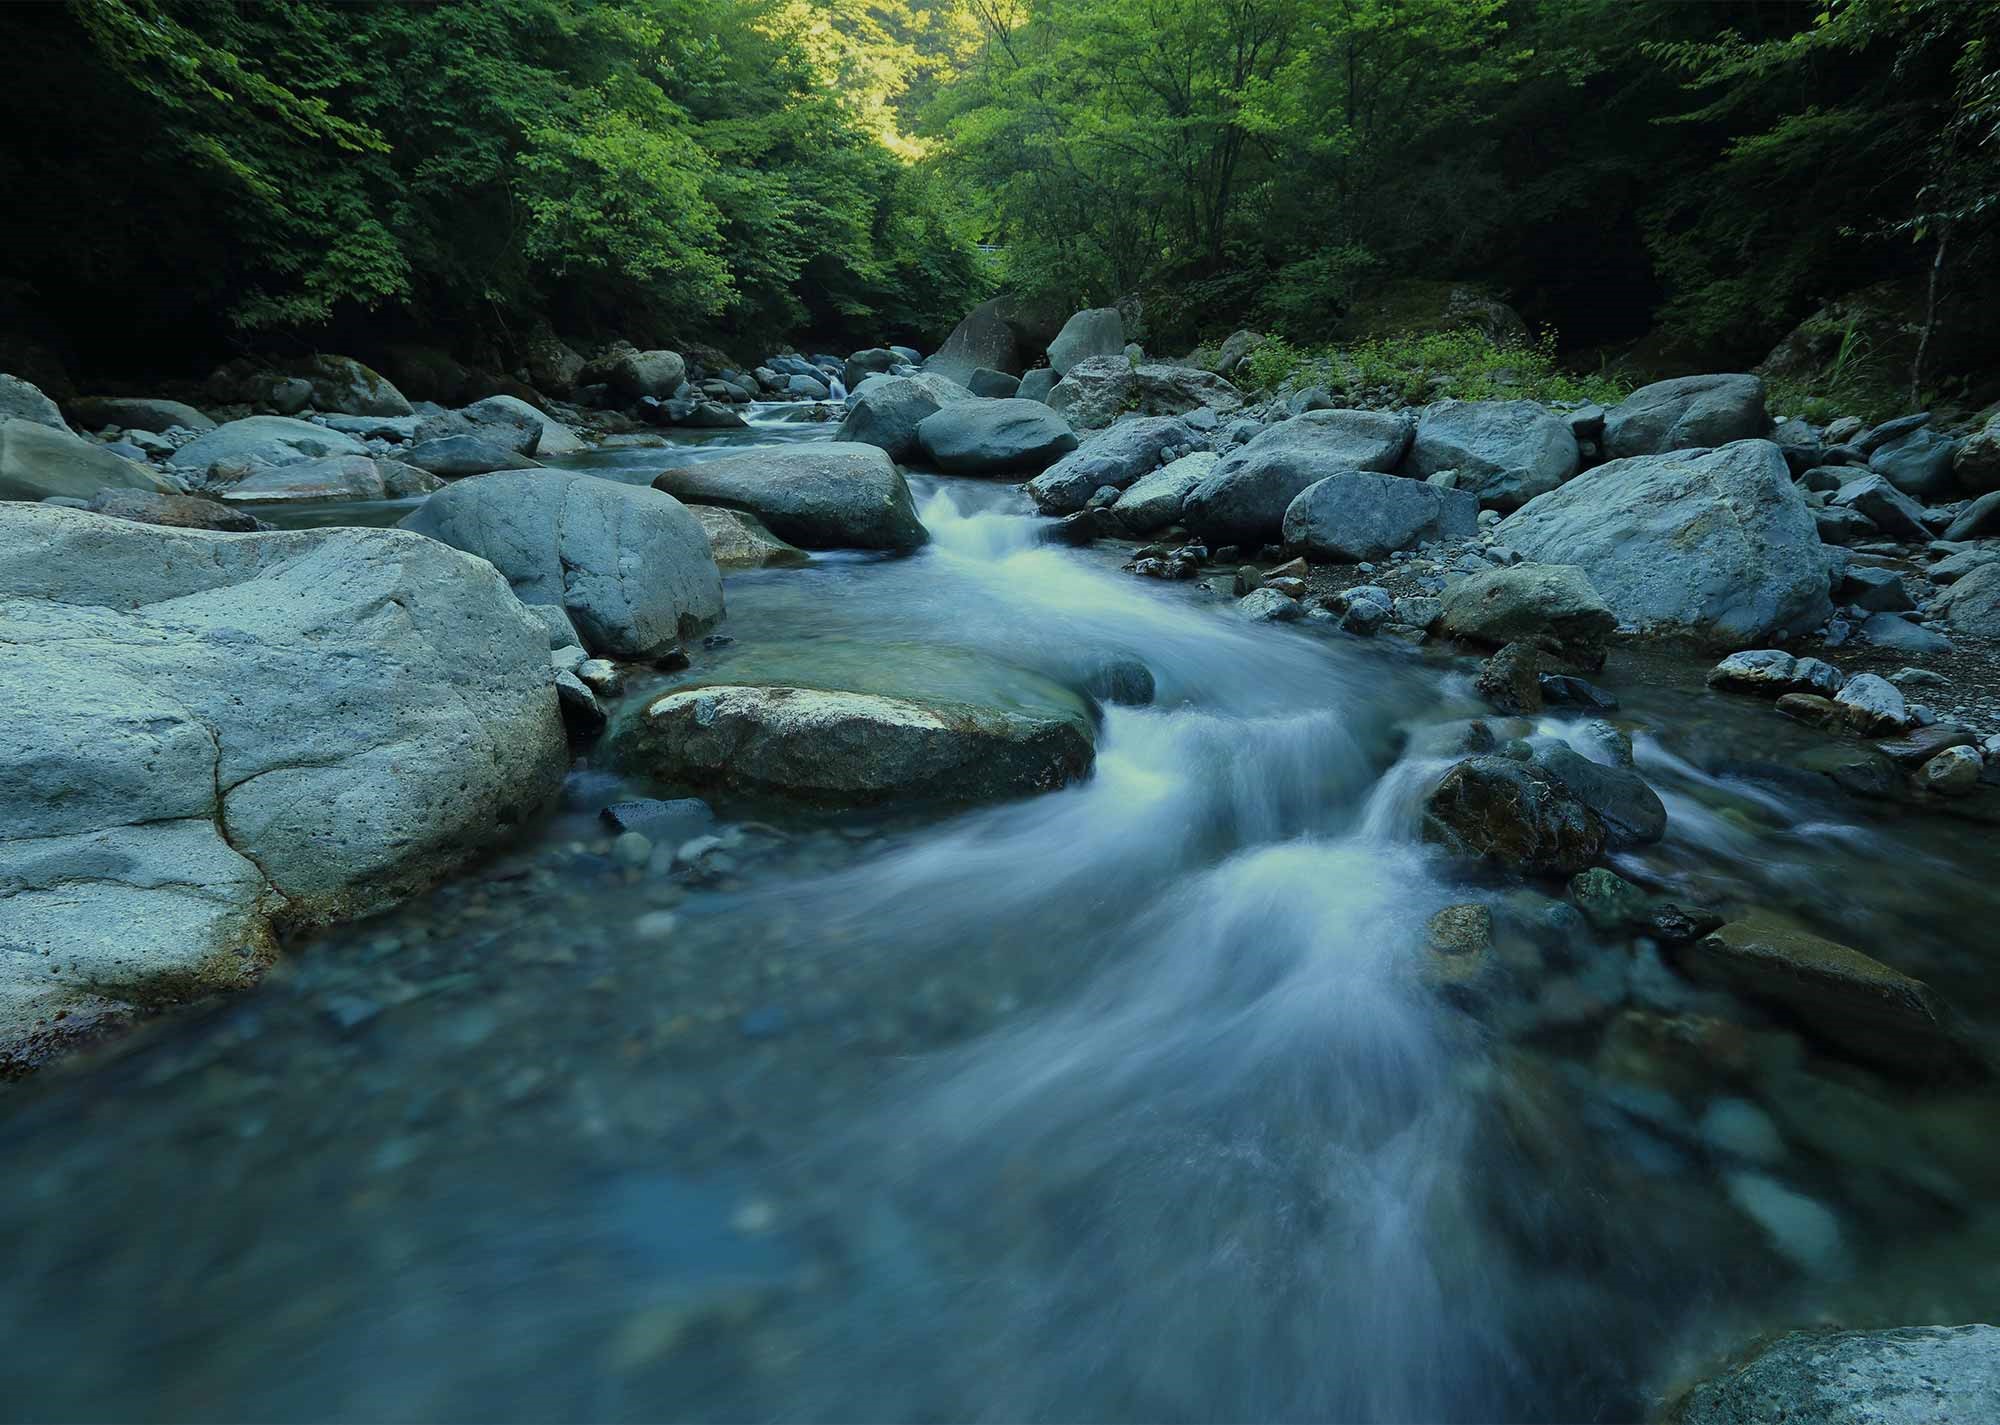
1402,399,1579,509
0,505,566,1067
401,470,722,657
915,398,1079,474
1282,471,1478,562
1678,914,1972,1076
1026,416,1194,513
1496,439,1830,647
0,418,174,501
653,443,927,551
1601,373,1769,458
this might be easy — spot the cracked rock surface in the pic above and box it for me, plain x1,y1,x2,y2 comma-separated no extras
1,504,568,1067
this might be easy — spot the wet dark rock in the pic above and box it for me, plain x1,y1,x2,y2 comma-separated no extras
1422,756,1607,875
1874,724,1978,767
1920,746,1984,796
1476,642,1544,714
1533,745,1667,848
1567,868,1650,932
1538,674,1619,711
1081,656,1155,707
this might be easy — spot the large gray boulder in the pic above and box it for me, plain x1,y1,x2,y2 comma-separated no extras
915,398,1079,474
1046,307,1125,376
609,653,1094,807
1402,399,1579,509
0,505,566,1067
926,297,1027,383
1018,368,1059,404
1496,439,1831,647
66,395,216,434
1831,472,1930,541
461,394,588,456
587,346,686,400
1025,416,1194,513
1046,356,1245,432
171,415,367,475
1112,452,1216,533
1181,408,1413,546
653,443,927,552
1602,373,1769,458
218,454,441,503
401,471,721,657
290,354,413,417
0,418,174,501
1868,425,1960,499
1670,1325,2000,1425
842,348,898,392
1282,471,1477,562
835,373,974,460
1932,561,2000,638
0,373,70,433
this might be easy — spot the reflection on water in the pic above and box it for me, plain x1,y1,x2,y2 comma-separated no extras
4,407,1999,1422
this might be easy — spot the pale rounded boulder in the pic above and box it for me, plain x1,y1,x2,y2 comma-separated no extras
401,470,722,657
0,505,567,1066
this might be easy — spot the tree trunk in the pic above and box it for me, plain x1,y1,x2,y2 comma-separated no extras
1911,227,1947,407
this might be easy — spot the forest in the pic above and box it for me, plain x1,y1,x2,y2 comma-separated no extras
9,5,2000,1422
2,0,1996,411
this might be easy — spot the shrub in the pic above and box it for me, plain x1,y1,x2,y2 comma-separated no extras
1242,329,1630,409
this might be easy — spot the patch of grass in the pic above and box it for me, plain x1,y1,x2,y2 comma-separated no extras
1241,329,1630,410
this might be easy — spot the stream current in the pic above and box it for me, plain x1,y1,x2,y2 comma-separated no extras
3,402,1997,1422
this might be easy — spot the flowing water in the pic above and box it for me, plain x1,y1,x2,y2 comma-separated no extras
4,405,1999,1421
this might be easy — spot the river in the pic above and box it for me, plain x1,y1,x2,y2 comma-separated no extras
3,403,1996,1422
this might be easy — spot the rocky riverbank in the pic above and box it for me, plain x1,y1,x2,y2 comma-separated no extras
4,299,1999,1417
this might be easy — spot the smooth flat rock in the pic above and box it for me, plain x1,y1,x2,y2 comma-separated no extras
653,444,927,552
170,415,367,475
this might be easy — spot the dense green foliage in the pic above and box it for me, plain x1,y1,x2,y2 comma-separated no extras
926,0,2000,382
2,0,1995,394
1240,330,1630,409
0,0,989,374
